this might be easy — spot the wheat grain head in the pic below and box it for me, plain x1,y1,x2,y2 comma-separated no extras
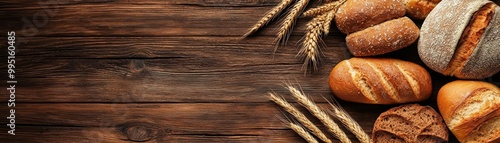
285,84,351,143
268,92,333,143
275,0,310,49
324,96,372,143
242,0,294,38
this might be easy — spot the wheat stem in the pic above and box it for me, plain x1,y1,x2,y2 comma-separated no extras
285,84,351,143
242,0,294,38
302,1,338,18
275,0,310,47
268,92,333,143
326,97,372,143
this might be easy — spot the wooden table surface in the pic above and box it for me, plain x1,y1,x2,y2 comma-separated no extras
0,0,499,142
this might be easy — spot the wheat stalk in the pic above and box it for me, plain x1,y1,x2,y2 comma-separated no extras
268,92,333,143
242,0,294,38
325,97,372,143
302,1,339,18
285,84,351,143
299,12,328,72
289,122,319,143
323,0,346,34
275,0,310,48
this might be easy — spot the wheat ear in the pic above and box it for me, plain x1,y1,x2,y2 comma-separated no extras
285,84,351,143
299,12,328,72
325,97,372,143
302,1,339,18
323,0,346,34
242,0,294,38
275,0,310,47
268,92,333,143
288,122,319,143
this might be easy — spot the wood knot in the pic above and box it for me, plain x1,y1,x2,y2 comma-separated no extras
118,122,164,142
125,60,151,78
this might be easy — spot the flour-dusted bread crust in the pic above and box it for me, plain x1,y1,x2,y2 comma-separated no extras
334,0,405,34
418,0,500,79
345,17,419,56
328,58,432,104
372,104,448,143
437,80,500,142
404,0,441,20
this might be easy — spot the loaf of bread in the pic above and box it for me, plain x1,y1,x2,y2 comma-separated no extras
372,104,448,143
346,17,419,56
334,0,419,57
334,0,406,34
328,58,432,104
403,0,441,20
437,80,500,142
419,0,500,79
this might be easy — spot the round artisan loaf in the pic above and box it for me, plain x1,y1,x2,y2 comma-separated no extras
437,80,500,142
328,58,432,104
418,0,500,79
403,0,441,20
346,17,419,56
372,104,448,143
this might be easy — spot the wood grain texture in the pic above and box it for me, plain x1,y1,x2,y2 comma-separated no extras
0,0,498,142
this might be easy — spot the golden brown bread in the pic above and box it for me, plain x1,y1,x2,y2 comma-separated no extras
334,0,406,34
372,104,448,143
345,17,419,56
419,0,500,79
403,0,441,20
328,58,432,104
437,80,500,142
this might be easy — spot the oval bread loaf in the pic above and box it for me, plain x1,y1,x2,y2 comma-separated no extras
437,80,500,142
346,17,419,56
328,58,432,104
372,104,448,143
419,0,500,79
403,0,441,20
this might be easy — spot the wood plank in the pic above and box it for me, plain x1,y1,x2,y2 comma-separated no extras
0,103,388,142
0,126,303,143
0,0,314,37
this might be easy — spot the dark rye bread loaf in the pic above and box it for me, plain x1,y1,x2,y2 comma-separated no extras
372,104,449,143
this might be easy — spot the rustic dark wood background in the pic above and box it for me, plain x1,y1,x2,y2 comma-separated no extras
0,0,499,142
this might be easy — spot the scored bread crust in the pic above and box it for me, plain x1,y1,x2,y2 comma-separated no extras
334,0,405,34
418,0,491,75
460,5,500,79
345,17,419,56
437,80,500,142
328,58,432,104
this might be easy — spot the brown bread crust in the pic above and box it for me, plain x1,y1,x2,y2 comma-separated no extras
418,0,500,79
328,58,432,104
404,0,441,20
437,80,500,142
372,104,448,143
334,0,405,34
345,17,419,57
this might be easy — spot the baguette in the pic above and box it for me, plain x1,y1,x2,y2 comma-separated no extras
328,58,432,104
437,80,500,142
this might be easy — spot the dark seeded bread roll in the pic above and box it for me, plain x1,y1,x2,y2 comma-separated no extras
373,104,449,143
334,0,405,34
345,17,419,56
437,80,500,142
418,0,500,79
328,58,432,104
